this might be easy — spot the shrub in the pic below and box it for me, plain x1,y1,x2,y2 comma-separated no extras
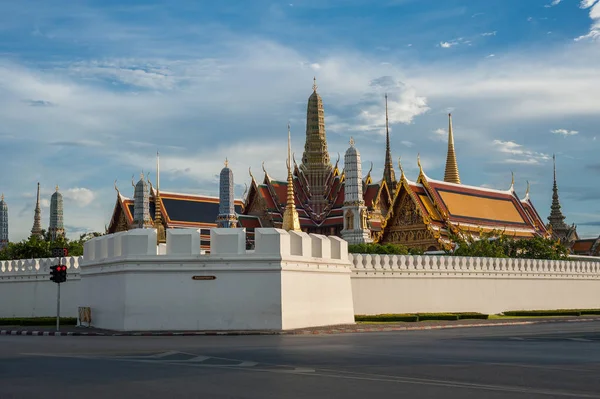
0,317,78,326
503,310,581,317
355,314,418,322
417,313,460,321
457,313,489,320
579,309,600,315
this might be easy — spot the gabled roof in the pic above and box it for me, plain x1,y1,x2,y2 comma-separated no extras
417,174,544,237
109,191,244,231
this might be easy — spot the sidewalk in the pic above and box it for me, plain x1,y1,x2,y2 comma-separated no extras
2,316,599,337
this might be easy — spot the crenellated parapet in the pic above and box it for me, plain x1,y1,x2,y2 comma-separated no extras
350,253,600,279
0,256,82,281
82,227,349,264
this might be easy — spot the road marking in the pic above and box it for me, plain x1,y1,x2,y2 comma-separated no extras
508,337,525,340
568,338,593,342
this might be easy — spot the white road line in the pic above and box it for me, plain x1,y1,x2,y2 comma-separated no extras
508,337,525,340
568,338,593,342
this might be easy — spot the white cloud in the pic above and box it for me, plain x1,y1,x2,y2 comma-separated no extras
575,0,600,41
481,31,497,36
545,0,561,7
492,140,550,164
62,188,96,207
440,41,454,48
551,129,579,136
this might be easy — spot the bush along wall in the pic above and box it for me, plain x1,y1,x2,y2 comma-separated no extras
355,313,489,322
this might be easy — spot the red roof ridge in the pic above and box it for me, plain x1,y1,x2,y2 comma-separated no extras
424,176,514,196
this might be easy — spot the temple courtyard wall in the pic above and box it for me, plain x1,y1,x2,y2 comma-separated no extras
0,227,599,330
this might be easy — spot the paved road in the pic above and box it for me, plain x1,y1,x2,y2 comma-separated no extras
1,321,599,398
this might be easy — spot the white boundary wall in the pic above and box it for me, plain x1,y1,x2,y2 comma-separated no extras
350,254,600,315
79,228,355,331
0,257,82,318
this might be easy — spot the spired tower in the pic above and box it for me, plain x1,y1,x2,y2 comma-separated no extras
282,124,301,231
341,138,372,244
382,94,397,192
49,186,65,241
132,173,153,228
31,182,43,238
216,158,239,228
299,78,333,219
444,113,461,184
0,194,8,249
548,154,577,243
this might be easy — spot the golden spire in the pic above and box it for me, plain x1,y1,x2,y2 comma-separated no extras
1,193,3,201
510,171,515,191
398,157,405,180
525,180,530,200
444,113,461,184
224,158,229,167
282,123,301,231
417,153,422,173
312,76,318,92
55,185,59,192
154,151,165,244
383,93,396,190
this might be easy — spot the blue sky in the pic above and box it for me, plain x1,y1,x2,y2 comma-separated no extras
1,0,600,240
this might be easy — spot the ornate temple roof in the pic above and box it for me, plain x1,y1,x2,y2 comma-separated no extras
108,190,253,233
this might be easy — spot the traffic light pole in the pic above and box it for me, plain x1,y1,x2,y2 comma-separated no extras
56,282,61,331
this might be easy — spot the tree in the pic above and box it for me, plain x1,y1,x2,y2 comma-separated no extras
0,231,103,260
348,243,423,255
447,230,568,260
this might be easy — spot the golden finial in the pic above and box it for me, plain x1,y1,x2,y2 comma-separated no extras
525,180,530,199
114,179,120,194
282,123,301,231
417,153,422,172
262,161,268,177
225,158,229,167
349,136,355,146
510,171,515,190
1,193,4,201
131,175,135,187
312,76,318,92
242,183,248,200
287,123,292,171
398,157,405,178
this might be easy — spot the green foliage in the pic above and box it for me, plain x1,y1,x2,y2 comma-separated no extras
447,231,569,260
355,313,488,323
0,317,77,326
503,310,583,317
348,243,423,255
0,232,103,261
355,314,419,322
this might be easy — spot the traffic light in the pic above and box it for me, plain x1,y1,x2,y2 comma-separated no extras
58,265,67,283
52,248,68,258
49,265,67,283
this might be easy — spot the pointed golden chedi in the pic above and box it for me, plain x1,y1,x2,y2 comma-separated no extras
444,113,461,184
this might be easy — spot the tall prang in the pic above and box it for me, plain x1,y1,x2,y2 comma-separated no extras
548,154,577,243
216,158,239,228
444,113,461,184
132,173,153,228
299,77,333,219
341,137,372,244
31,182,43,238
382,94,396,192
49,185,65,241
0,194,8,249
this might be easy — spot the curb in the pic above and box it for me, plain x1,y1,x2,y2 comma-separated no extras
2,317,599,337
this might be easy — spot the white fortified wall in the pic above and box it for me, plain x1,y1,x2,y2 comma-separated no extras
0,256,82,318
79,228,355,331
351,254,600,315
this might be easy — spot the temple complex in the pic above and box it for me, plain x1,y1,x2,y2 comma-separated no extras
0,194,7,249
31,183,43,238
49,186,65,241
105,79,580,254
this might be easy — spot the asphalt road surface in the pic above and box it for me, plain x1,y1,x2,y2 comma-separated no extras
2,321,600,399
